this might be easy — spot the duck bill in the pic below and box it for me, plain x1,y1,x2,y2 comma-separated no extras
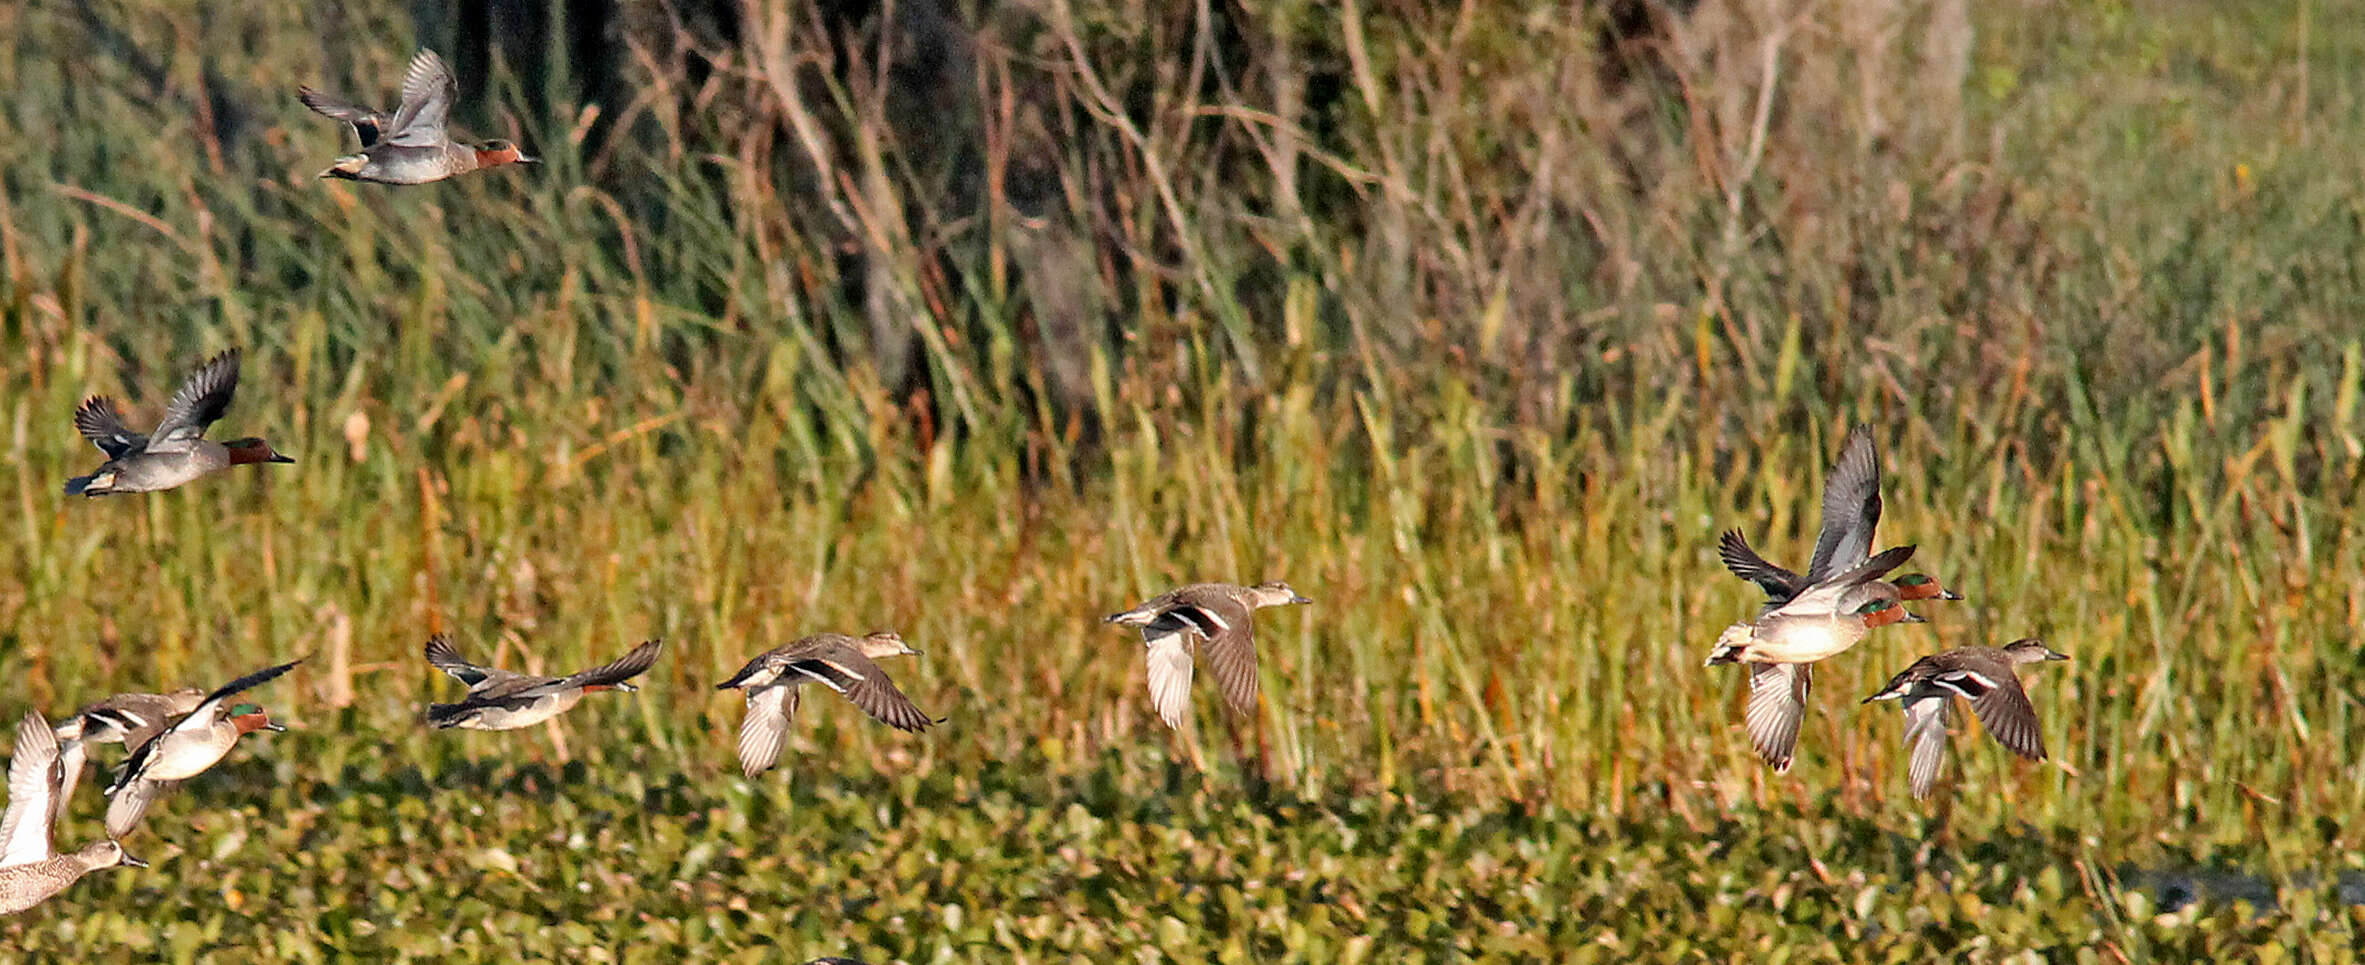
1939,589,1965,601
268,452,296,464
1901,612,1928,623
612,682,639,693
119,851,149,869
2046,651,2071,661
518,153,541,164
1289,595,1313,605
262,721,288,732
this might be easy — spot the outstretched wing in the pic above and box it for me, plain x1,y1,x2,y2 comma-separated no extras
383,49,457,148
423,634,509,690
563,639,663,689
1805,425,1883,582
145,349,242,454
1743,662,1810,772
1901,694,1951,799
1782,544,1915,614
104,777,173,839
1956,672,2048,762
787,644,933,733
1141,627,1196,730
297,86,392,146
0,712,60,867
74,396,147,459
1717,529,1805,603
734,686,798,778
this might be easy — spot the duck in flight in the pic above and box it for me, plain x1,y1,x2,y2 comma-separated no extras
715,631,935,778
304,49,537,184
65,349,293,496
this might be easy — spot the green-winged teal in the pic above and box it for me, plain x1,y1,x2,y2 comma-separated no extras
1716,425,1963,608
65,349,293,496
307,50,537,184
104,660,298,838
716,631,934,777
1104,582,1311,730
50,688,205,828
0,713,145,914
1704,546,1925,771
424,635,660,731
1864,638,2069,798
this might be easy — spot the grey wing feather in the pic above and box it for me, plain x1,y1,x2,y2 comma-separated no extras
1805,425,1882,581
795,646,932,732
191,658,301,719
1902,695,1951,799
73,397,147,459
1192,602,1261,717
49,739,86,840
0,713,58,868
1717,529,1805,603
384,49,457,147
146,349,241,453
424,635,501,689
1143,627,1196,730
104,778,168,839
563,639,663,689
1966,678,2048,761
297,86,391,146
1743,662,1810,772
734,686,796,777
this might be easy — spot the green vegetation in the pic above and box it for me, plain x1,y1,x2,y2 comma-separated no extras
4,0,2364,959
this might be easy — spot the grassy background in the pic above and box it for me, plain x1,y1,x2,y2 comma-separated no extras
3,0,2365,959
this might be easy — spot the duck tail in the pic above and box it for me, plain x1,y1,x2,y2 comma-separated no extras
1702,624,1751,667
423,703,470,729
63,475,96,496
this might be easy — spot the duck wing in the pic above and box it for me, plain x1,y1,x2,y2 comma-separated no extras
0,713,59,868
103,778,175,839
561,639,663,689
1743,662,1810,772
1165,588,1260,717
383,49,457,148
423,634,533,693
733,686,799,777
144,349,241,454
1781,544,1916,614
187,659,302,722
73,396,148,459
1140,624,1197,730
297,86,392,146
1717,529,1806,604
786,642,932,732
1805,425,1883,582
1901,691,1952,798
1957,670,2048,761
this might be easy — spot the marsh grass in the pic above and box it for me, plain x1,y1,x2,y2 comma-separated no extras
0,0,2362,958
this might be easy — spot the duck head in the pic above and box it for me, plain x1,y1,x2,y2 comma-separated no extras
860,630,920,659
1890,573,1963,602
2003,638,2071,663
78,839,146,870
1249,582,1312,608
224,438,295,465
474,139,539,169
1852,596,1925,628
228,703,285,734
